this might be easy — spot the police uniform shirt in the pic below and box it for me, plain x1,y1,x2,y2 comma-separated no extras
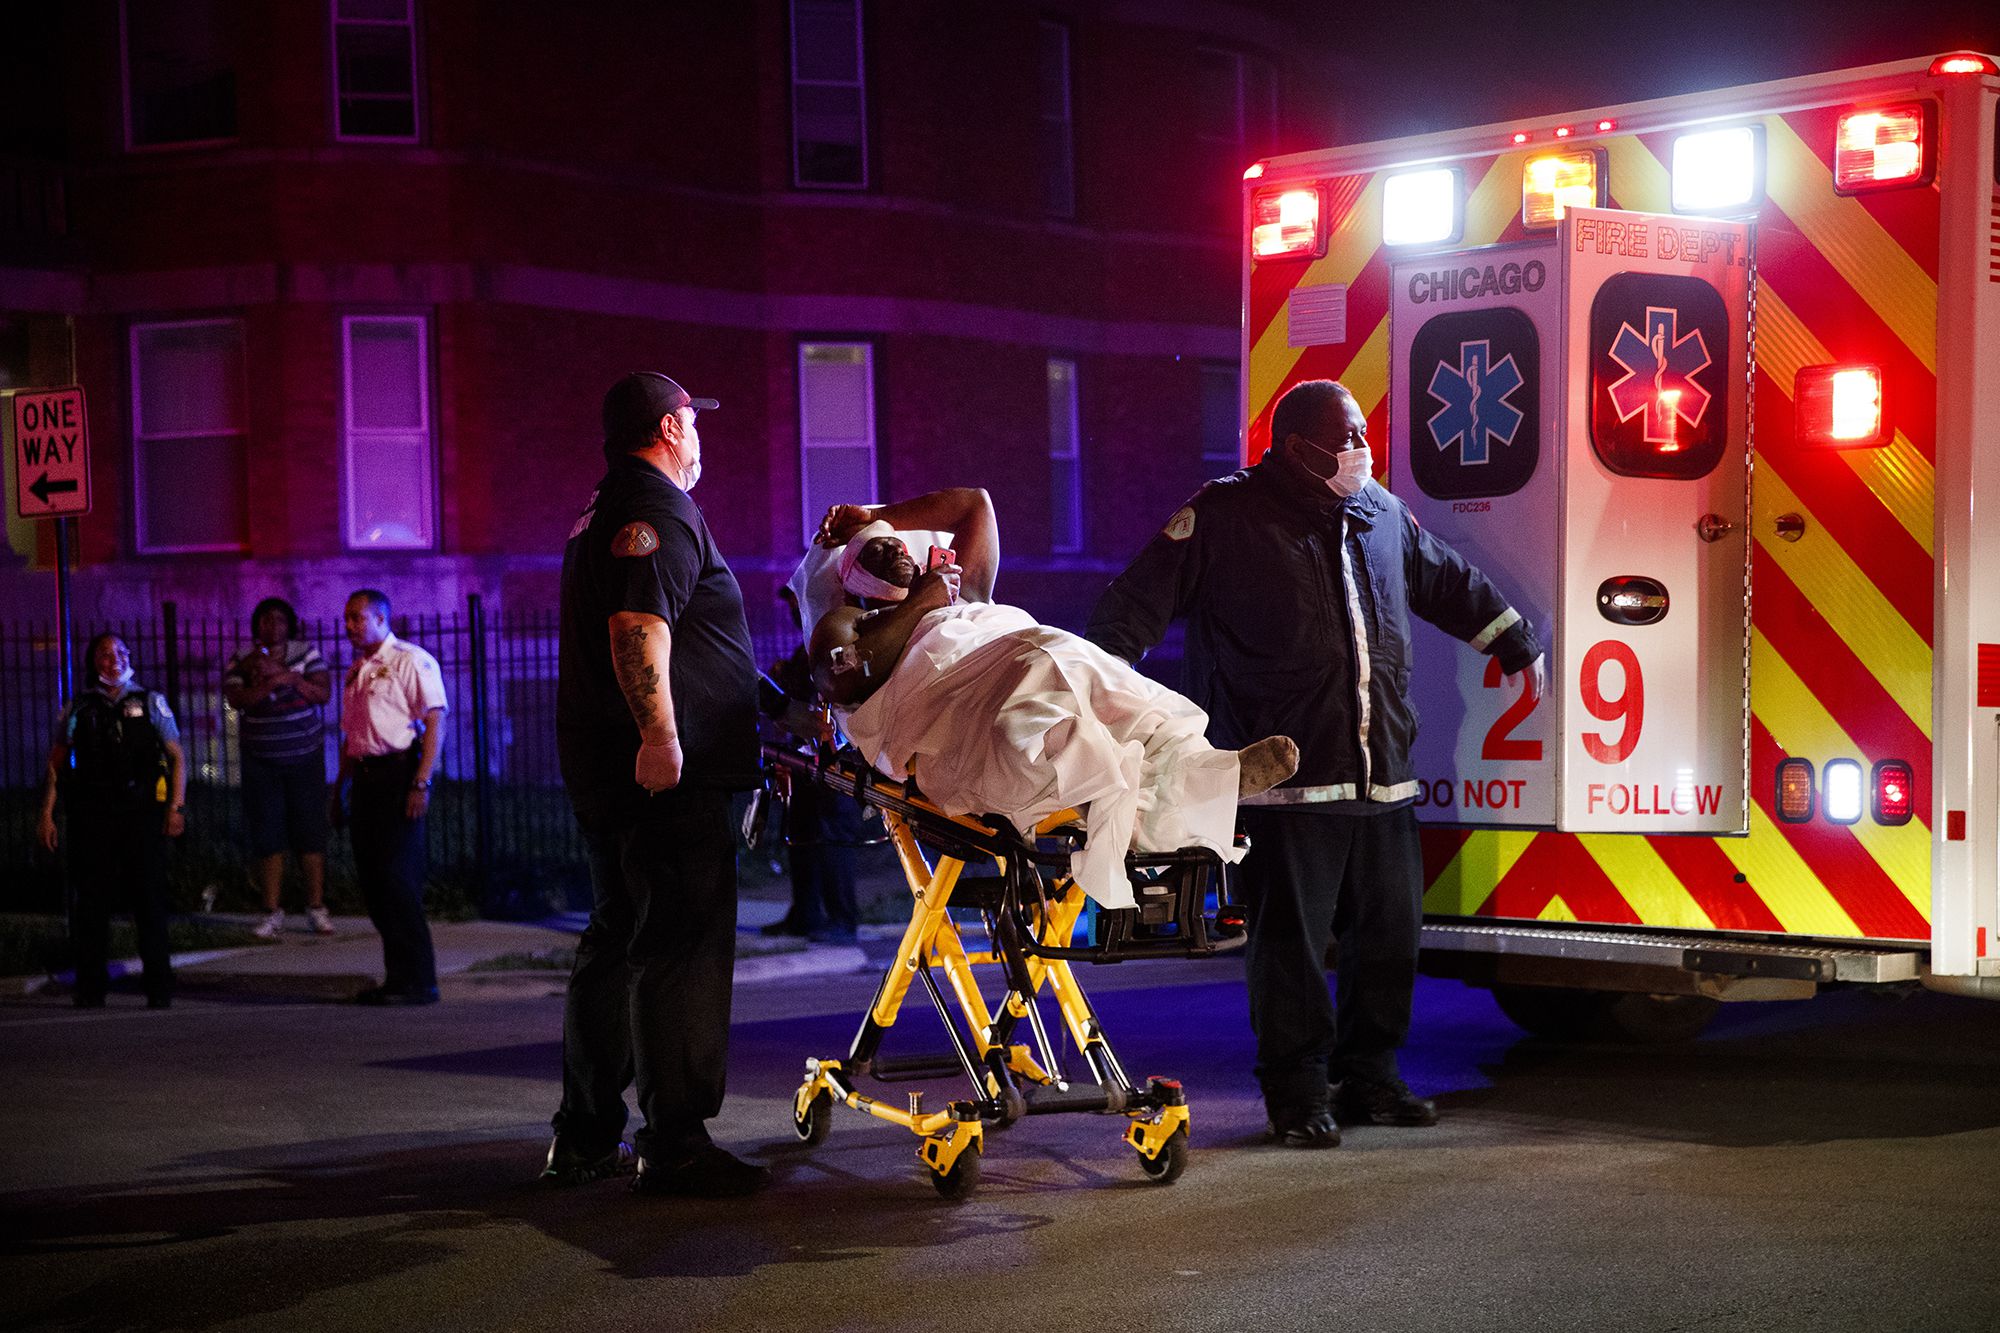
53,684,180,749
339,634,448,758
556,453,758,805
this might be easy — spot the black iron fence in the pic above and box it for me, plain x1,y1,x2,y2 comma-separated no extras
3,597,797,918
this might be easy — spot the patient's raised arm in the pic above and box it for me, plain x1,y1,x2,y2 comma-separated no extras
816,488,998,604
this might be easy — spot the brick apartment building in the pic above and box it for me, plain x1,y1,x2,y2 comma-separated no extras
0,0,1329,640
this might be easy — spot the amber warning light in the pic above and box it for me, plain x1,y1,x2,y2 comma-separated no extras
1521,149,1602,229
1251,187,1322,261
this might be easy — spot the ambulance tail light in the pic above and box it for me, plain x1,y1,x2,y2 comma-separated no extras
1251,186,1324,261
1872,760,1914,826
1833,103,1933,194
1795,363,1889,448
1928,53,1997,76
1382,167,1462,247
1775,758,1815,823
1823,759,1864,825
1671,125,1762,213
1522,148,1605,229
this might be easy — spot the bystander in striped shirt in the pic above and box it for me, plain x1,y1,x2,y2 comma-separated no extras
223,640,328,762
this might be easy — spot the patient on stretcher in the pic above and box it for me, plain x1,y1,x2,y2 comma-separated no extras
803,490,1296,909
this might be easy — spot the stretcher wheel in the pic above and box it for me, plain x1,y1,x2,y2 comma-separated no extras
930,1148,980,1200
794,1090,834,1145
1137,1127,1188,1185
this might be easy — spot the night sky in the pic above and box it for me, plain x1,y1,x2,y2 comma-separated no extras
1302,0,2000,144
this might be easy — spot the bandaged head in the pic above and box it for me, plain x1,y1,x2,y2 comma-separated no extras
837,521,912,602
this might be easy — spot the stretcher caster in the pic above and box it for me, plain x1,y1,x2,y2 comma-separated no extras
793,1088,834,1146
1135,1126,1188,1184
920,1119,983,1201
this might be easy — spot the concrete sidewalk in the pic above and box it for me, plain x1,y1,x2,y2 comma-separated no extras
11,897,871,1003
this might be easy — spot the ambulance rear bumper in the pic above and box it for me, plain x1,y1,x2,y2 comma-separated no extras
1420,921,1924,998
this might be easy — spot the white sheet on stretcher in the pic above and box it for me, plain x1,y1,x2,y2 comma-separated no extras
841,602,1243,909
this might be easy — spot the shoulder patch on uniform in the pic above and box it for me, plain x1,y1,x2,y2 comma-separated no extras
1163,506,1197,542
611,520,661,558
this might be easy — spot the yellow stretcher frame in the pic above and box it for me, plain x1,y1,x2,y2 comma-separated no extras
763,743,1243,1200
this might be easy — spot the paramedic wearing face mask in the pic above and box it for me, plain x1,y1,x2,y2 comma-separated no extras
544,371,767,1200
1088,379,1545,1149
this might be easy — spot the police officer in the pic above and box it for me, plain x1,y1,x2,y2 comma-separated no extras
1089,379,1544,1148
36,632,187,1009
542,371,766,1198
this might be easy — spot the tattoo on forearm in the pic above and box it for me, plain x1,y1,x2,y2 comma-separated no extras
612,624,663,722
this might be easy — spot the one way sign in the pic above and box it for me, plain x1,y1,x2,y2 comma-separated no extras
12,385,91,520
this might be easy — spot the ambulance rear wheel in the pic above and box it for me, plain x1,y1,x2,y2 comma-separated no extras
1491,985,1718,1044
1137,1127,1188,1185
1599,992,1719,1044
794,1090,833,1145
1490,985,1609,1040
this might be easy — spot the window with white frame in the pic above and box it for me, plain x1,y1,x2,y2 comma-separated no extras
1048,358,1082,555
342,315,435,549
1200,362,1242,478
122,0,238,149
332,0,420,141
1194,47,1275,154
130,319,248,552
798,342,877,543
791,0,867,188
1038,20,1075,219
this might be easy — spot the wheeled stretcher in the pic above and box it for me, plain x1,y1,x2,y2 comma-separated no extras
761,742,1246,1199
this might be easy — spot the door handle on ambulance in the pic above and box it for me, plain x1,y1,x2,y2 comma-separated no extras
1695,513,1734,543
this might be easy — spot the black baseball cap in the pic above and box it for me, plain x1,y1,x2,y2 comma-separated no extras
601,371,720,447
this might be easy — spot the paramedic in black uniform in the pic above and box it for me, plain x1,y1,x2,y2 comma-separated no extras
1088,379,1544,1148
542,371,767,1198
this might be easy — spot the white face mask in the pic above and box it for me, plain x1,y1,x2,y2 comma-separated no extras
98,665,134,692
1329,444,1372,498
1295,433,1373,498
670,418,702,491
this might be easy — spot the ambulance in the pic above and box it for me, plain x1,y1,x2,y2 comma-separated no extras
1237,52,2000,1038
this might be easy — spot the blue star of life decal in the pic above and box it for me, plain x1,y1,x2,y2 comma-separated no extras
1425,339,1524,466
1606,305,1712,444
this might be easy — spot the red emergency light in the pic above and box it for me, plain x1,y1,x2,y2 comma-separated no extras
1775,758,1814,823
1833,102,1932,194
1795,363,1890,448
1511,131,1530,145
1928,53,1997,76
1554,125,1573,138
1594,119,1617,133
1251,186,1324,261
1873,759,1914,826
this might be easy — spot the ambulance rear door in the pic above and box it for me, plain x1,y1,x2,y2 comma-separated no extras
1392,239,1561,828
1556,207,1751,834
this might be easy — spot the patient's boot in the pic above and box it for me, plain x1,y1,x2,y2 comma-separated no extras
1236,736,1300,798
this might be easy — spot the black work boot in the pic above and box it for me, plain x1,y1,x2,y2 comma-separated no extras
1264,1105,1342,1149
1332,1074,1439,1127
632,1144,772,1198
540,1135,633,1186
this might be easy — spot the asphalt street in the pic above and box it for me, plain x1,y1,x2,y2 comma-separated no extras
3,954,1998,1332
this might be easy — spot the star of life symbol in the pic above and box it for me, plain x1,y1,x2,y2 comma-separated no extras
1426,340,1524,466
1607,305,1712,444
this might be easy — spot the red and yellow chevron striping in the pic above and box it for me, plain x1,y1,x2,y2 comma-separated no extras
1247,104,1937,943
